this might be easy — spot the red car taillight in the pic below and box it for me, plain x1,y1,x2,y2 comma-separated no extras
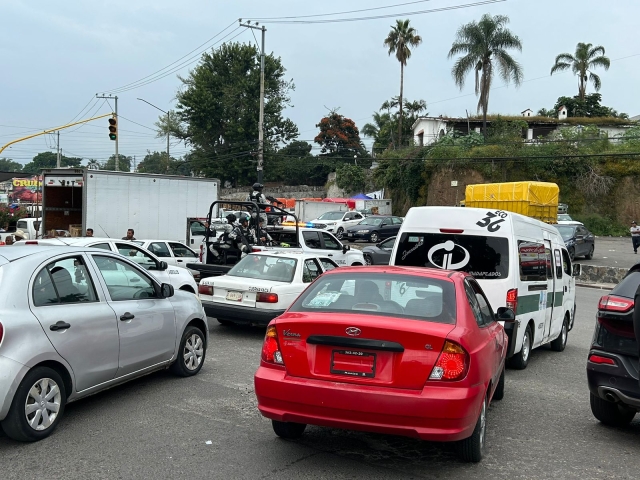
429,340,469,381
506,288,518,312
257,292,278,303
198,284,213,296
598,295,633,313
261,325,284,365
588,354,617,366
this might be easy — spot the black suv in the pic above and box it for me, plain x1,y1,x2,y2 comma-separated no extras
587,269,640,426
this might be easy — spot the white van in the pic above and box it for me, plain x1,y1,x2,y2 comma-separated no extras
390,206,579,369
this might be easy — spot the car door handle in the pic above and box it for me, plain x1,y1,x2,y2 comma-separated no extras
564,286,567,292
50,321,71,331
120,312,135,321
130,277,140,283
177,259,184,262
328,254,333,257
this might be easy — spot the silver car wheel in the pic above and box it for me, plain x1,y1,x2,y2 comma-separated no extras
183,333,204,371
24,378,62,431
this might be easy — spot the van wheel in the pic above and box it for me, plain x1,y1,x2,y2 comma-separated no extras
550,317,569,352
493,367,505,401
509,325,532,370
585,245,594,260
458,394,487,462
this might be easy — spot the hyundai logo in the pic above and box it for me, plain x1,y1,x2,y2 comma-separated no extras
345,327,361,336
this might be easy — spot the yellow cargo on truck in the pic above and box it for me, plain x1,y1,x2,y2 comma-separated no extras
465,181,559,223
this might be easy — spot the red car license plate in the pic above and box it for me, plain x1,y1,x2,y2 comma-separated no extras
331,350,376,378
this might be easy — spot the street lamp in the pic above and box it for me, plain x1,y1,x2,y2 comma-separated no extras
137,98,170,169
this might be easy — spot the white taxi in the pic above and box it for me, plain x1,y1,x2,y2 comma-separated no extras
198,251,339,327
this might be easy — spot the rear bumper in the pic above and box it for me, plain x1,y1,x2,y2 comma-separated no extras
202,300,285,326
255,365,484,442
587,350,640,410
0,355,29,421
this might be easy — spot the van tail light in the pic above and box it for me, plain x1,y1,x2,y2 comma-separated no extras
252,246,265,252
199,244,203,262
0,322,3,344
588,354,617,366
25,241,38,245
429,340,469,381
198,284,213,296
598,295,633,313
261,325,284,365
506,288,518,313
257,292,278,303
440,229,464,234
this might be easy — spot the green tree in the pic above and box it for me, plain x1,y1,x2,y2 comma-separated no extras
22,151,82,174
336,164,366,194
537,108,555,117
363,97,427,152
171,42,299,185
550,93,628,118
448,14,523,137
384,19,422,146
137,151,191,175
550,42,610,101
86,159,100,169
0,158,23,172
266,141,320,185
103,154,132,172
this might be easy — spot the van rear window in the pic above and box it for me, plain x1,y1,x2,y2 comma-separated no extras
394,233,509,280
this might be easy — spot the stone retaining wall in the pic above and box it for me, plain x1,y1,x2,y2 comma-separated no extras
578,264,627,285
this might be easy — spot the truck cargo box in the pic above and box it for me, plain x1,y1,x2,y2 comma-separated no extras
464,181,559,223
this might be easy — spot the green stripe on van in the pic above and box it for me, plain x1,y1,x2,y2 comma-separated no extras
516,291,564,315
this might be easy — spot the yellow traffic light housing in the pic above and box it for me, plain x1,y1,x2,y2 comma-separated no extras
108,117,117,141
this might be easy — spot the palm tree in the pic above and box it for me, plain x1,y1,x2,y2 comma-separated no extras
362,111,394,151
448,14,523,137
384,19,422,147
550,43,610,101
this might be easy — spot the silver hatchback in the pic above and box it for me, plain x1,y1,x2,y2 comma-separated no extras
0,245,208,442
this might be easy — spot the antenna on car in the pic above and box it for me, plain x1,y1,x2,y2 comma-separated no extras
98,224,111,238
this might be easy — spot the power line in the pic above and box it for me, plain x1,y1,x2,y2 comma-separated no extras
250,0,504,24
250,0,436,20
104,26,246,94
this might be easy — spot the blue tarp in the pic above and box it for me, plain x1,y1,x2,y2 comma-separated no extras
350,193,372,200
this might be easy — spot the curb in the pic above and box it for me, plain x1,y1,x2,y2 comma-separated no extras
576,283,615,291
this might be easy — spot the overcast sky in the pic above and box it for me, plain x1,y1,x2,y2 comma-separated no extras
1,0,638,167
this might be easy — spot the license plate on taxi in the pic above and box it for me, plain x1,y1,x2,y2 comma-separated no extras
331,350,376,378
225,291,243,301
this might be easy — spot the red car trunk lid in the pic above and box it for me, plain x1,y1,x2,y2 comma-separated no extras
276,313,456,390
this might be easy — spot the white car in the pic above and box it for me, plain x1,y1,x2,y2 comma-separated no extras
310,211,365,239
199,251,339,326
557,214,583,225
134,239,201,268
22,238,198,294
264,226,366,266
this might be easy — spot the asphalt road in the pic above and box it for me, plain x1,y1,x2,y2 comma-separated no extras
2,288,640,479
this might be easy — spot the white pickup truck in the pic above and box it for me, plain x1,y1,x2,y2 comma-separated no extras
188,226,365,281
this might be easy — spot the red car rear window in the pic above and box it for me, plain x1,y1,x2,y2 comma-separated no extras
290,272,456,324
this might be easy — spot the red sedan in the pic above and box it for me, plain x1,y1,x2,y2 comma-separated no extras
254,266,514,462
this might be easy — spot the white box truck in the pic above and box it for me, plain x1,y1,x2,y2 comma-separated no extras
39,169,218,245
295,200,348,223
355,199,393,215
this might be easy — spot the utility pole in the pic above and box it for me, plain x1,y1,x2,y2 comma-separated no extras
56,131,61,168
137,98,169,169
240,20,266,183
96,94,118,170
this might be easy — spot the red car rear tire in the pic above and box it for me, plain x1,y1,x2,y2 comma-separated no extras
458,394,487,463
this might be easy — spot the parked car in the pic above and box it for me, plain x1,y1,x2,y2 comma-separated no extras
557,214,583,225
362,236,396,265
556,224,595,260
309,211,365,239
134,239,201,276
587,268,640,427
344,215,403,243
199,251,339,327
254,266,514,462
22,238,199,294
0,245,208,441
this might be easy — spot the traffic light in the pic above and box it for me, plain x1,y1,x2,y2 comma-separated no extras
108,116,117,141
